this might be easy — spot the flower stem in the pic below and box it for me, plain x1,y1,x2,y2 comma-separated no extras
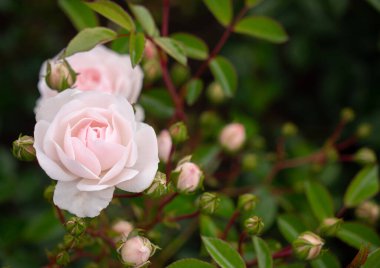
220,210,240,240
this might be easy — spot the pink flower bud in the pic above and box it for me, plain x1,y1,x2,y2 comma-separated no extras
176,162,203,193
219,123,246,152
112,220,133,238
144,40,157,59
45,59,76,91
157,130,172,163
120,236,152,267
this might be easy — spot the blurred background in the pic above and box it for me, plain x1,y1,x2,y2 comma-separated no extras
1,0,380,267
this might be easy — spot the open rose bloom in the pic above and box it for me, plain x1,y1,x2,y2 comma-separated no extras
38,46,143,103
34,89,159,217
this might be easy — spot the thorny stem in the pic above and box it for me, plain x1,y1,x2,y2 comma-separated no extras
220,210,240,240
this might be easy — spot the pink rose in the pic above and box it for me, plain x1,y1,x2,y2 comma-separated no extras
38,46,143,103
34,89,158,217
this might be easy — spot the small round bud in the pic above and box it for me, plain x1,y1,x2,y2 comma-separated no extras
354,148,377,165
325,147,338,163
171,63,190,86
356,123,372,138
143,59,161,81
282,122,298,137
356,201,380,224
219,123,246,152
120,236,154,267
174,162,203,193
341,107,355,122
45,59,77,91
237,194,258,212
56,251,70,266
198,192,220,215
242,153,258,171
319,217,342,236
112,220,133,238
43,184,55,202
244,216,264,236
144,171,168,198
157,130,172,163
293,231,324,260
207,82,225,104
65,217,86,237
144,40,157,60
169,122,188,145
12,135,36,161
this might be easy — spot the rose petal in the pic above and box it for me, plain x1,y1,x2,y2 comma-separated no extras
71,137,102,175
87,139,126,171
53,181,114,217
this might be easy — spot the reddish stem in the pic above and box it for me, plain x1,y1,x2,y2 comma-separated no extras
238,231,247,255
336,136,357,151
162,0,170,36
340,154,354,162
168,210,200,222
246,245,293,267
54,205,65,225
220,210,240,240
113,192,143,198
165,144,176,185
336,206,347,218
86,228,116,249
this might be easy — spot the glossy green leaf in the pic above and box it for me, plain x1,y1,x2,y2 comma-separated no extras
344,165,379,207
154,37,187,65
336,222,380,250
253,236,273,268
203,0,232,26
128,3,159,36
58,0,98,31
167,258,215,268
277,214,307,243
210,56,237,97
129,32,145,67
202,236,246,268
186,79,203,105
65,27,117,57
139,89,174,119
200,215,220,237
171,33,209,60
85,0,135,31
234,16,288,43
305,180,334,221
311,252,341,268
363,248,380,268
245,0,263,8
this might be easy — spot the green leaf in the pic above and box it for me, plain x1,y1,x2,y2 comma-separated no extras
210,56,237,97
202,236,246,268
234,16,289,44
186,79,203,105
203,0,232,26
344,165,379,207
154,37,187,65
171,33,209,60
277,214,307,243
128,3,159,36
65,27,117,57
245,0,263,8
336,222,380,250
251,187,278,231
58,0,98,31
305,180,334,221
167,258,215,268
139,89,174,119
85,0,135,32
129,32,145,67
253,236,273,268
311,252,341,268
200,215,220,237
363,248,380,268
367,0,380,12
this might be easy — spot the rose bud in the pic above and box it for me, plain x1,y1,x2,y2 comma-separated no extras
144,40,157,60
242,153,258,171
174,162,203,194
282,122,298,137
318,217,342,236
144,171,168,198
120,236,155,267
12,135,36,161
340,107,355,122
169,122,188,145
244,216,264,236
198,192,220,215
65,217,87,237
219,123,246,152
293,231,324,260
207,81,226,105
157,130,172,163
45,59,77,92
356,123,372,139
112,220,133,238
356,201,380,224
237,194,258,212
354,148,377,165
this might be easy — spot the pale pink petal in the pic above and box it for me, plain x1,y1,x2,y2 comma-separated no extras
71,138,102,175
78,169,138,191
87,140,126,171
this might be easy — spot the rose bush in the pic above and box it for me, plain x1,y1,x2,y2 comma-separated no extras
34,89,158,217
38,45,143,103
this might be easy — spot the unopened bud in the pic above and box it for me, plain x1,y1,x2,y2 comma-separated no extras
293,232,324,260
174,162,203,193
244,216,264,236
157,130,172,163
112,220,133,238
56,251,70,266
143,59,161,81
354,148,377,165
44,184,55,202
171,63,190,86
341,107,355,122
319,217,342,236
65,217,86,237
207,82,225,104
198,192,220,215
242,153,258,171
356,123,372,139
237,194,258,212
12,135,36,161
219,123,246,152
120,236,155,267
282,122,298,137
144,40,157,60
45,59,76,91
144,171,168,198
356,201,380,224
169,122,188,145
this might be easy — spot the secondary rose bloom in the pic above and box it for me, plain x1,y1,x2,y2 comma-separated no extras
34,89,159,217
157,130,172,163
38,45,143,103
175,162,203,193
219,123,246,152
120,236,153,267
